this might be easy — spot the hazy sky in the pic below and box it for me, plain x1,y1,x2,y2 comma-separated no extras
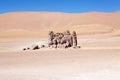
0,0,120,14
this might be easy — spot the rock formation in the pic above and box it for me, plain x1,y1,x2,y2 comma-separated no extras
72,31,77,48
47,30,79,48
23,30,80,51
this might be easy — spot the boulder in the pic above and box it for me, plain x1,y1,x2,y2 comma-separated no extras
23,48,26,51
32,44,40,50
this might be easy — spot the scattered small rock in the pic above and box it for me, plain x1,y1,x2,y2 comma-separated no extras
23,48,26,51
32,45,40,50
27,47,30,50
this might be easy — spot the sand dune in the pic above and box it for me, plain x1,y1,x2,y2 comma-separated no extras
0,12,120,30
0,12,120,38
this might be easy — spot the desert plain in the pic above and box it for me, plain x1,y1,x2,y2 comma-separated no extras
0,12,120,80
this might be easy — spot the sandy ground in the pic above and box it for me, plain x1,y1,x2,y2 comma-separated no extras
0,36,120,52
0,49,120,80
0,36,120,80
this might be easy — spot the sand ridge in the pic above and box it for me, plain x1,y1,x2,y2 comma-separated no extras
0,12,120,38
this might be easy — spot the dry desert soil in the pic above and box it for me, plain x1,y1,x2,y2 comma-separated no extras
0,12,120,80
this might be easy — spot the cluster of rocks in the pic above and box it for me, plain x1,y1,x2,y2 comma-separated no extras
48,30,80,48
23,30,80,51
23,44,46,51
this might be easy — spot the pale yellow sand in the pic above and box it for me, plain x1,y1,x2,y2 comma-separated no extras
0,36,120,80
0,12,120,80
0,12,120,38
0,49,120,80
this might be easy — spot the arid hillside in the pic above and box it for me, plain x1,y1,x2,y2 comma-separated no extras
0,12,120,38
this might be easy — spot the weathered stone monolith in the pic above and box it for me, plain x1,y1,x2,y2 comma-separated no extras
72,31,77,48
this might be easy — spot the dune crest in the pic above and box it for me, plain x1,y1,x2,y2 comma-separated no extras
0,12,120,38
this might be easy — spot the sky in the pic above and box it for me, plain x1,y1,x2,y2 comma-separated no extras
0,0,120,14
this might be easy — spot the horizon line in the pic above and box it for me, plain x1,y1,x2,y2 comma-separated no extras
0,11,120,15
0,11,120,14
